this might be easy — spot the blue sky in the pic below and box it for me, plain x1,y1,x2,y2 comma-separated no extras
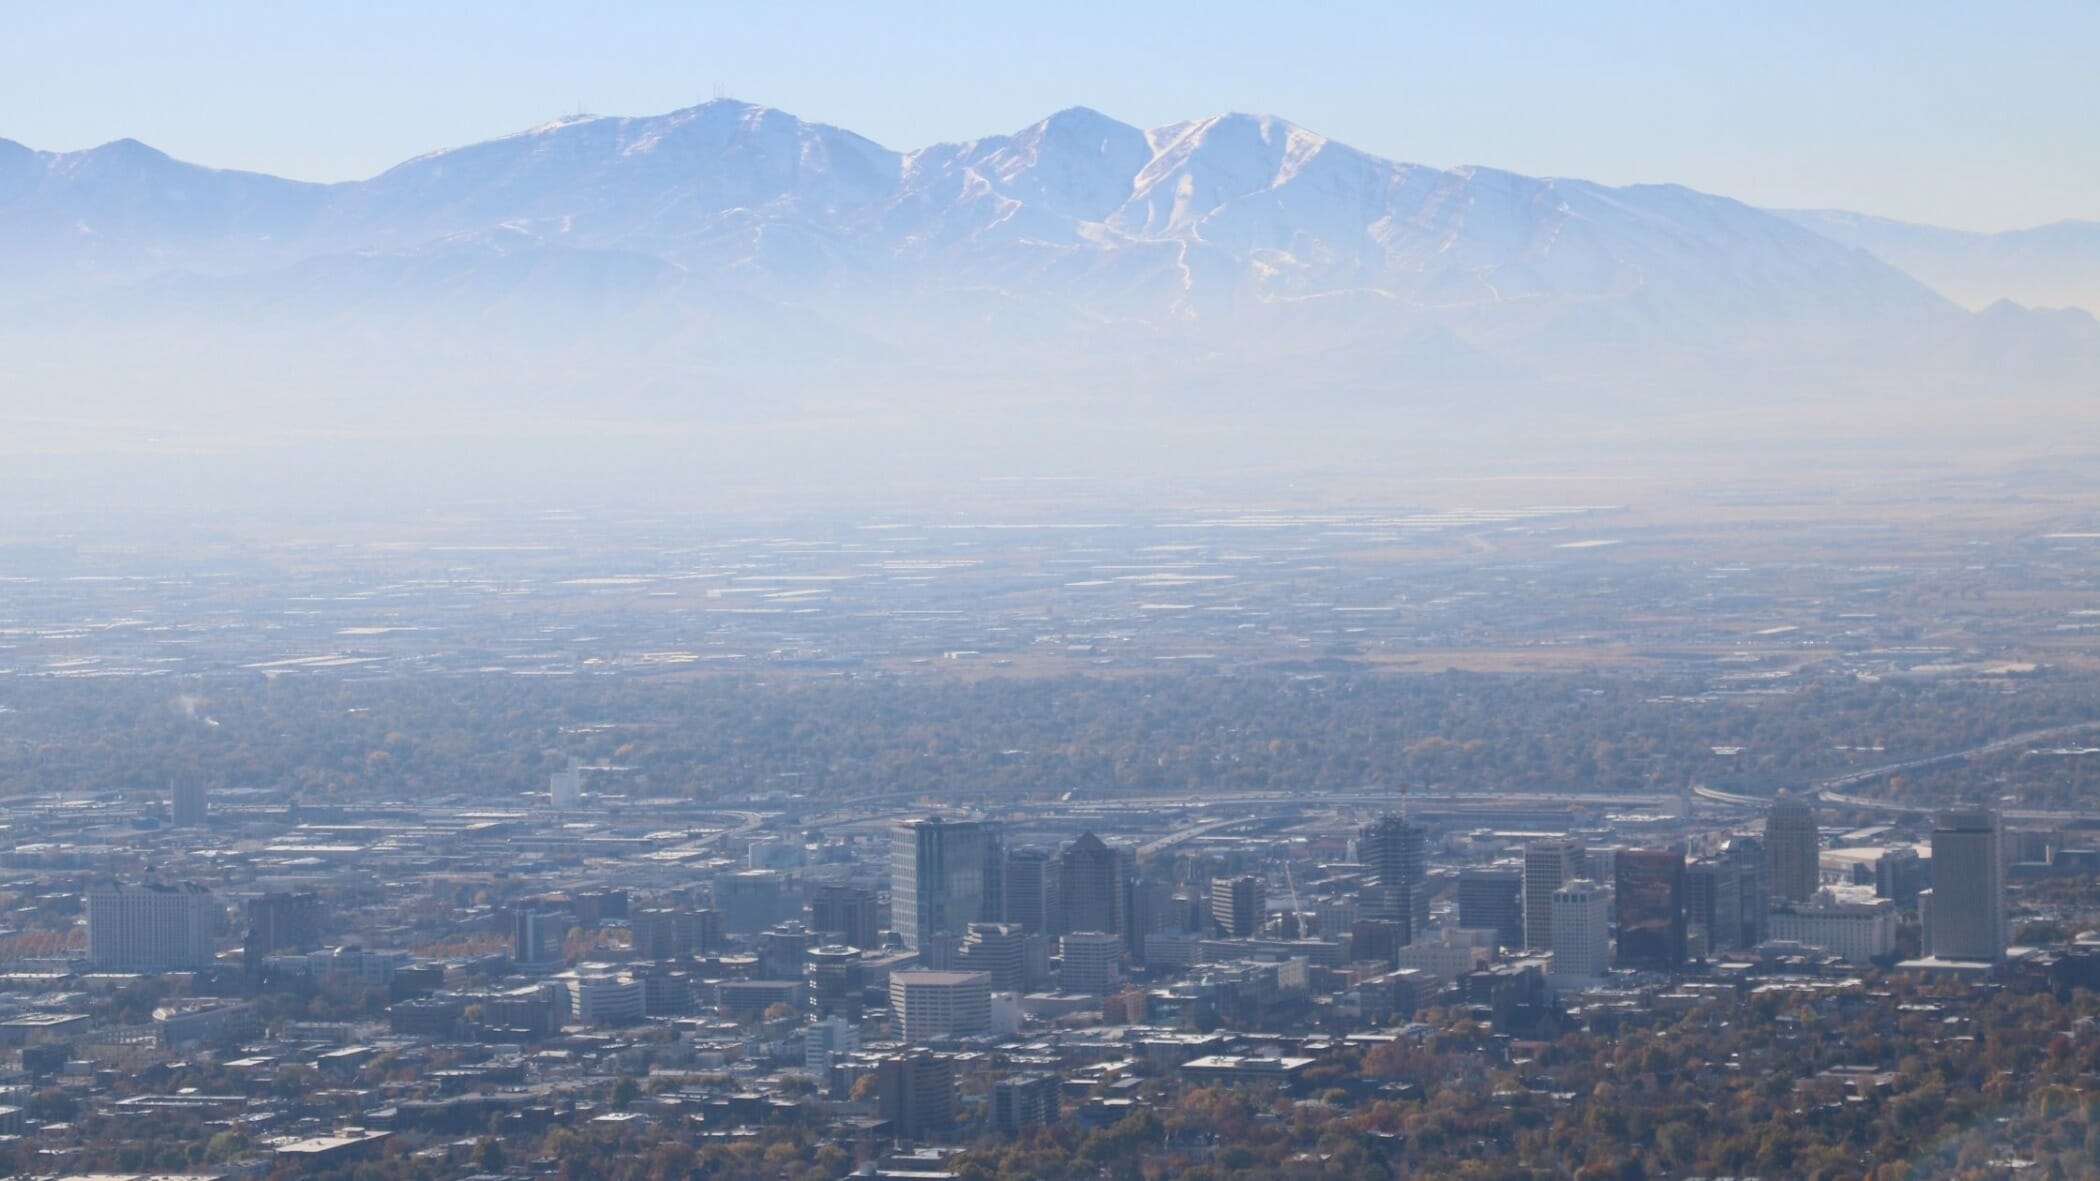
3,1,2095,230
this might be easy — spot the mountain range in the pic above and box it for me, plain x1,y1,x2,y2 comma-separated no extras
0,100,2094,505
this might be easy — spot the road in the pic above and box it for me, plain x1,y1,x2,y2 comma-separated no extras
1694,718,2100,819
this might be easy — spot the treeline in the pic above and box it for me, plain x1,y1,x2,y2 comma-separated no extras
940,982,2100,1181
0,666,2089,803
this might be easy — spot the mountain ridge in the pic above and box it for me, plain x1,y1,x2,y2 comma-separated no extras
0,99,1951,317
0,98,2093,491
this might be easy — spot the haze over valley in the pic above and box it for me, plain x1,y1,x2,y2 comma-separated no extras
3,100,2095,514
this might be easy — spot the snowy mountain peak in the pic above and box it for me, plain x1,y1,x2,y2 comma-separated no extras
0,99,1985,331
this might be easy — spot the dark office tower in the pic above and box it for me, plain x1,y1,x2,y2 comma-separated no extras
1126,879,1174,966
1522,840,1587,951
990,1074,1061,1134
691,908,727,953
1684,860,1742,956
1358,815,1431,945
893,817,1003,950
1724,837,1770,947
1874,847,1927,908
245,891,324,954
1059,832,1130,943
1614,850,1687,971
877,1051,957,1142
1765,795,1821,903
1002,847,1057,933
1350,919,1403,965
805,945,865,1020
1456,868,1523,948
809,884,881,951
574,889,628,926
1929,808,2007,962
1210,875,1266,938
630,909,699,961
512,907,568,968
171,781,208,828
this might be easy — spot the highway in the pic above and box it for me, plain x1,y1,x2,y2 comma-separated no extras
1694,719,2100,820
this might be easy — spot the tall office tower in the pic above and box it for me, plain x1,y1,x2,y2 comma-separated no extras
1059,931,1123,995
1058,832,1130,942
1928,808,2007,962
1765,795,1821,903
1684,860,1740,957
1002,847,1057,933
512,907,569,968
808,884,881,951
1523,840,1587,951
245,891,324,954
87,881,218,970
1724,837,1770,947
804,945,866,1020
170,781,208,828
889,970,992,1042
893,818,1003,950
1210,875,1266,938
1614,850,1687,970
958,922,1027,991
1127,879,1174,941
1357,815,1431,945
1457,868,1524,948
1549,879,1611,981
877,1051,957,1141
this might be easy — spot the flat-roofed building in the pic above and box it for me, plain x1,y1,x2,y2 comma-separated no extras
1929,808,2006,963
88,881,218,970
889,969,992,1042
1770,890,1898,965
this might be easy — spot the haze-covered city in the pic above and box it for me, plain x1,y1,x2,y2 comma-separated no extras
2,5,2100,1180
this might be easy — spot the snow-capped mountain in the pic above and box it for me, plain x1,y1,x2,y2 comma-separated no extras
0,98,2093,487
0,99,1953,322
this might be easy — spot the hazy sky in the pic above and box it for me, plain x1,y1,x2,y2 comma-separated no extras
4,1,2096,231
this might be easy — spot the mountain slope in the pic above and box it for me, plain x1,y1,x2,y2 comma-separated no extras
0,136,334,287
1777,208,2100,314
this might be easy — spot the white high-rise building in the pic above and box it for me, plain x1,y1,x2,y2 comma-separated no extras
1928,808,2006,962
1549,879,1610,982
1523,841,1586,950
889,970,992,1042
1769,890,1898,964
87,882,218,970
568,972,645,1026
1059,931,1121,995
